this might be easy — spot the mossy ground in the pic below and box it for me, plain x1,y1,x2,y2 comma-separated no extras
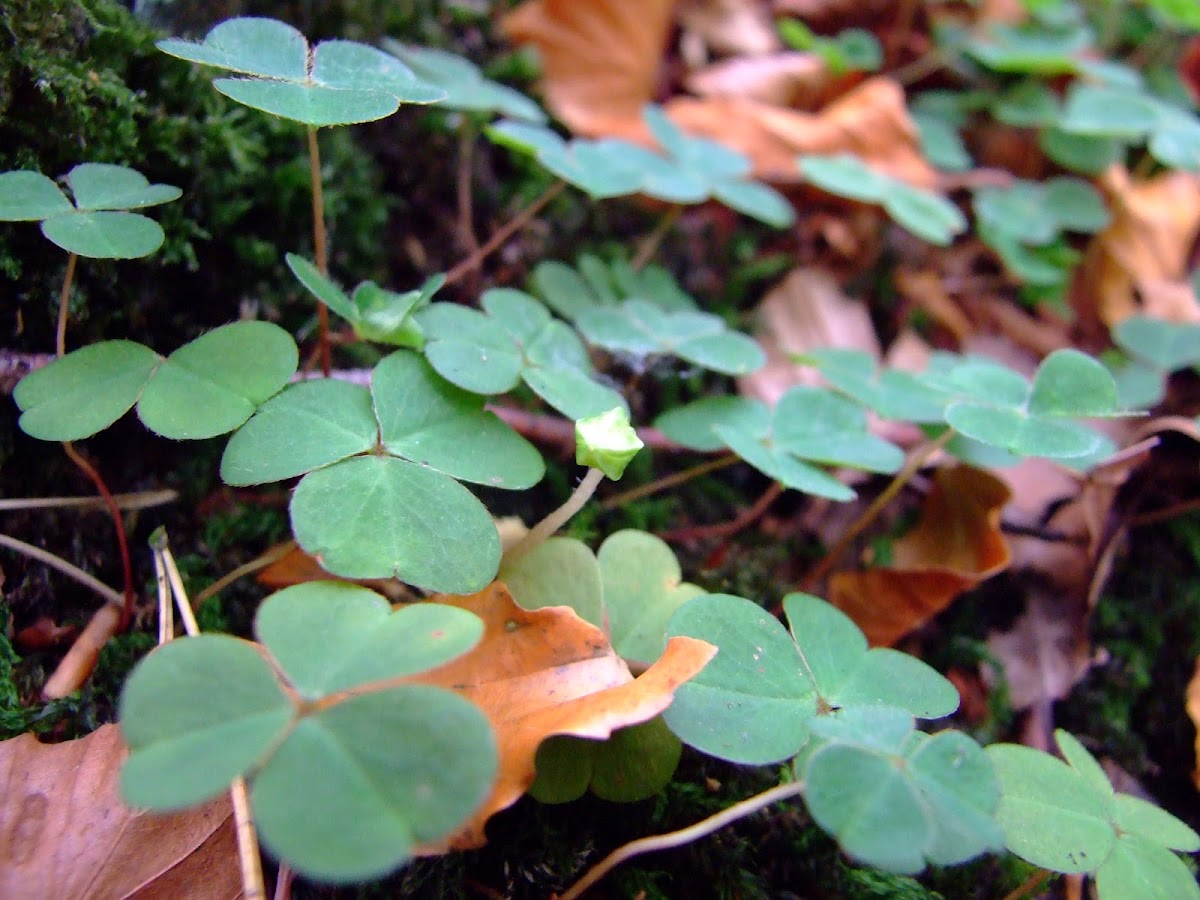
3,1,1200,897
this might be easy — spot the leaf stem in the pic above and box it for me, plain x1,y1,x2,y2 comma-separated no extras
598,452,740,510
307,125,331,377
55,252,77,357
660,480,784,543
798,428,954,592
557,780,806,900
191,540,296,608
443,178,567,286
505,467,605,566
1000,867,1054,900
631,204,682,271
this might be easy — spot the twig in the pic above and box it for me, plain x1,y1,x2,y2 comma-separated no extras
273,863,294,900
631,205,682,271
1129,496,1200,528
443,179,567,286
192,540,296,608
0,489,177,512
456,121,482,260
557,780,806,900
1001,867,1054,900
0,533,123,606
599,453,740,510
307,125,331,377
660,481,784,544
504,467,605,566
150,530,200,638
153,540,173,645
798,429,954,592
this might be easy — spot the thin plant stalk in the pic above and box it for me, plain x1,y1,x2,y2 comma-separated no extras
456,121,481,259
0,533,123,606
798,428,954,592
443,178,567,286
0,488,178,512
191,540,296,608
153,544,173,645
306,125,332,377
504,467,605,566
1001,868,1055,900
53,254,137,626
660,480,784,543
558,780,806,900
631,204,682,271
154,533,264,899
599,452,739,511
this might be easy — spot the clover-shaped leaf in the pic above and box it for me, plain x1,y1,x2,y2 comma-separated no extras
794,348,948,423
655,387,904,501
136,321,299,439
158,17,445,126
0,164,180,259
530,717,681,804
285,253,433,347
798,154,965,245
664,592,958,765
937,350,1124,460
1113,316,1200,374
598,530,704,665
486,120,644,199
416,288,626,419
1058,83,1200,171
531,255,695,322
664,593,819,765
962,22,1093,75
498,536,604,628
802,707,1003,873
576,299,765,375
380,41,545,122
120,582,495,882
15,322,296,442
974,177,1109,249
989,729,1200,897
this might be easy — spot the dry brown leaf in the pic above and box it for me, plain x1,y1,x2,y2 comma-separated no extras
411,583,715,851
677,0,779,57
738,267,881,405
502,0,675,139
1187,657,1200,790
829,464,1012,646
685,52,834,109
666,78,938,185
1072,166,1200,330
256,543,409,600
0,724,240,899
986,587,1092,712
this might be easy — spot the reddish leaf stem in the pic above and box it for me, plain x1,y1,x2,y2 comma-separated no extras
307,125,331,377
443,179,567,286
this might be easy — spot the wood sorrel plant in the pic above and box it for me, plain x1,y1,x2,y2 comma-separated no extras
4,9,1200,898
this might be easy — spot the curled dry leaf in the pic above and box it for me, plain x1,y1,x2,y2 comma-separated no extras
666,78,939,185
685,52,834,109
738,267,880,406
503,0,675,140
829,464,1012,646
1072,166,1200,330
0,724,240,899
410,582,715,851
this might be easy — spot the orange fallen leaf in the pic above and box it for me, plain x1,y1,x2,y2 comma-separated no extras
411,582,715,851
684,52,835,109
1072,166,1200,331
665,78,938,186
503,0,675,140
677,0,779,57
257,543,408,600
1187,657,1200,790
0,724,240,898
829,464,1012,646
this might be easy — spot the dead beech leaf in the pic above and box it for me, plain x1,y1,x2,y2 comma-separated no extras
738,267,881,406
411,582,715,851
257,543,409,600
0,724,239,899
666,78,939,186
829,464,1012,646
1072,166,1200,329
685,52,833,109
502,0,675,139
677,0,779,57
986,588,1092,713
1187,658,1200,790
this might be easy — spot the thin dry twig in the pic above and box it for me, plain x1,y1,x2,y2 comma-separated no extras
444,179,567,286
557,780,806,900
0,489,178,512
659,481,785,544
